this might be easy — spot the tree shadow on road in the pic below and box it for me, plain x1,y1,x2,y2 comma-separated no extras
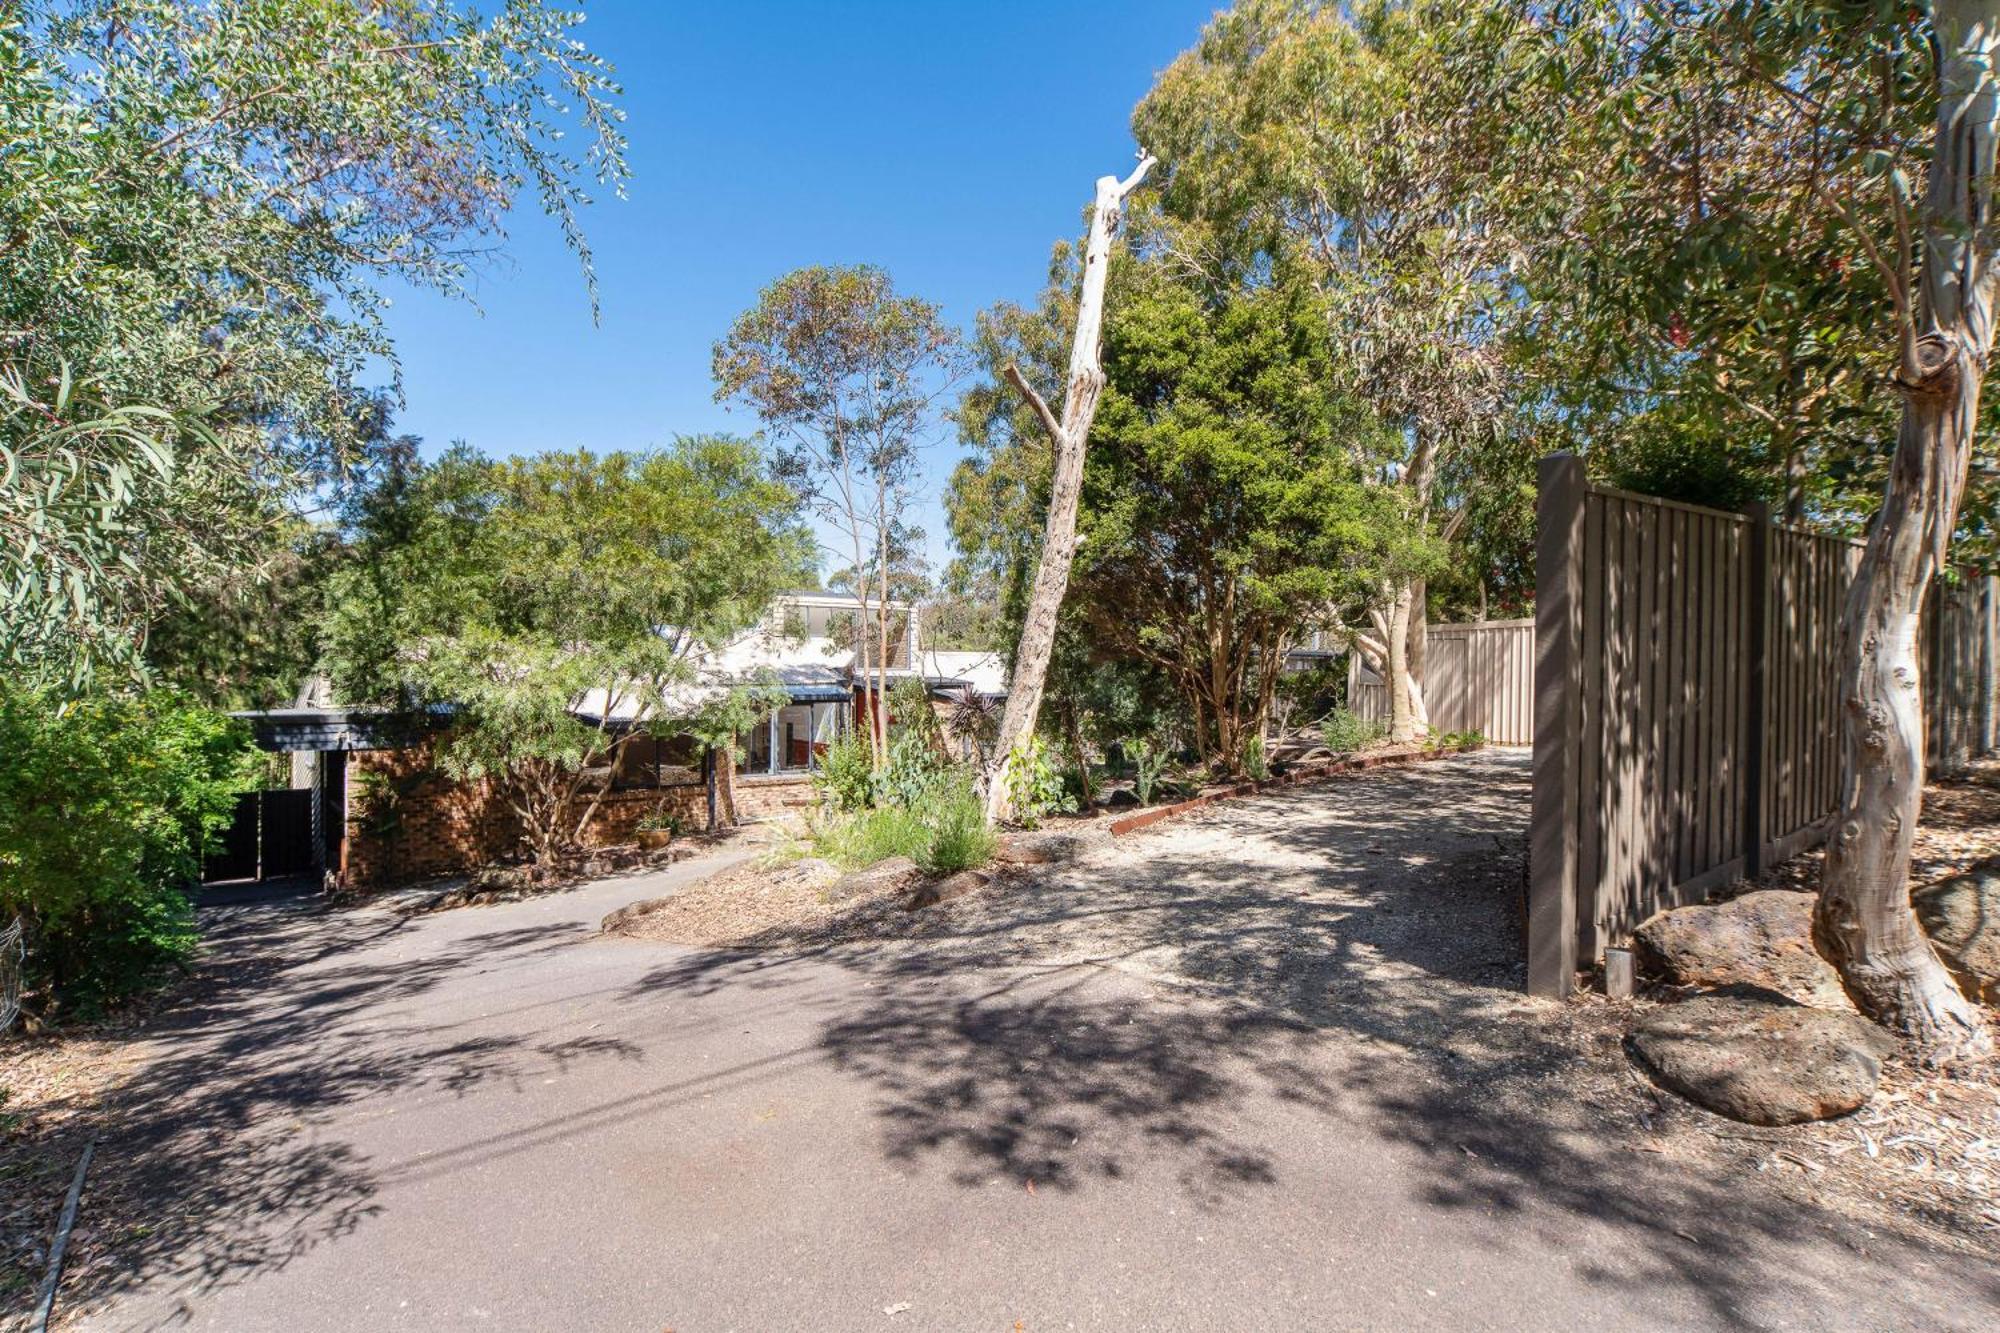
10,900,643,1322
625,752,2000,1329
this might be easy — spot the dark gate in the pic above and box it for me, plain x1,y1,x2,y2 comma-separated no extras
203,792,261,882
202,789,318,883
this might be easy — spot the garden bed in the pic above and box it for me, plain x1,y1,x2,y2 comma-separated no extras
1103,739,1485,836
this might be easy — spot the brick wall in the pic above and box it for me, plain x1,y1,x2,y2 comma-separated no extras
341,744,815,889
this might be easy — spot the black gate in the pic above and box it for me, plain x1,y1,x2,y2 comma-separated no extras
203,792,261,882
203,789,317,883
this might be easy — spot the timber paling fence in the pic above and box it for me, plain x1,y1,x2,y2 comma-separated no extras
1347,617,1536,745
1528,453,2000,998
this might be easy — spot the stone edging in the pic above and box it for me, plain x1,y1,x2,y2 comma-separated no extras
1104,742,1487,838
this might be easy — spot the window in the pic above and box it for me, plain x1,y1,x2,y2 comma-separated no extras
614,733,702,789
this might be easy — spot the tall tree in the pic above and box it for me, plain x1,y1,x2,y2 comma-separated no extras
2,0,627,689
1072,269,1402,774
1816,0,1999,1059
1137,0,1516,743
981,156,1153,822
713,266,965,767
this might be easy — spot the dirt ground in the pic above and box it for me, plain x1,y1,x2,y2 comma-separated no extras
615,749,2000,1255
6,751,1997,1321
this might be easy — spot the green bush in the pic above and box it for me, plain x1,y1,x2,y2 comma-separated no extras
818,803,930,870
880,729,950,809
0,686,254,1014
912,778,997,876
811,729,878,812
1242,733,1269,781
1133,739,1168,806
1319,708,1384,754
1001,734,1076,830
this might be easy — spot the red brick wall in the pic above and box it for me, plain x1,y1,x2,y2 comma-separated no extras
341,744,815,889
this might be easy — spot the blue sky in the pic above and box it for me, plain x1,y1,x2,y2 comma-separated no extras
378,1,1220,572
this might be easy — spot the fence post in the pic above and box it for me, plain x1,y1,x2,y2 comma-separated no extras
1529,454,1586,998
1741,502,1771,877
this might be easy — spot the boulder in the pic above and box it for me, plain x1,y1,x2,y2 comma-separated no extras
826,856,919,902
905,869,990,911
1629,990,1894,1125
1105,788,1143,810
993,832,1086,866
1911,855,2000,1004
1633,890,1850,1011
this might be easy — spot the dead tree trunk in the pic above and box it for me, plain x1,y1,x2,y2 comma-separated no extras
984,153,1154,823
1815,0,1998,1062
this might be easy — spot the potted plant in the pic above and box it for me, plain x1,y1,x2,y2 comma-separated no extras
635,804,683,851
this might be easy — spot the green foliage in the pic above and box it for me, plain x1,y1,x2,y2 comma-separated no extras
817,767,995,876
817,803,930,871
881,730,951,809
912,776,997,876
323,440,808,863
636,804,687,836
1241,734,1269,782
4,2,627,690
812,729,880,814
0,686,254,1012
1133,739,1169,807
1428,729,1486,751
1077,267,1412,771
888,677,942,748
1321,709,1385,754
1001,735,1075,830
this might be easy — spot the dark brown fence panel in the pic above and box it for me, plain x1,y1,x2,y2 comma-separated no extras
1529,455,2000,996
1348,618,1535,744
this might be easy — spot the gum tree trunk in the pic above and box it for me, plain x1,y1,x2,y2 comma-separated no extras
1815,0,1999,1061
985,153,1154,823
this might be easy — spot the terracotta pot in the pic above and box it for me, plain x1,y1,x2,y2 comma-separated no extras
636,828,674,851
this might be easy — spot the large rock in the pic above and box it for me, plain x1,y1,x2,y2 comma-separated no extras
904,869,990,910
826,856,918,902
993,832,1087,866
1634,890,1850,1010
1629,991,1894,1125
1912,855,2000,1004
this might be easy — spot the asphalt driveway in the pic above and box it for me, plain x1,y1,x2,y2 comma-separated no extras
58,753,2000,1331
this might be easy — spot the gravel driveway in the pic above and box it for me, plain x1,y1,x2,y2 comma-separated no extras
46,751,2000,1331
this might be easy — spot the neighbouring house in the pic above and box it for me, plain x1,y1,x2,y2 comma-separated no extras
221,590,1011,890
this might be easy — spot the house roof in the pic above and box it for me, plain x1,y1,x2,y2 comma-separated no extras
919,649,1009,698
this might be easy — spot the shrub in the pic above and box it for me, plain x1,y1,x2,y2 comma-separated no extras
818,803,929,870
1133,739,1168,806
812,729,878,812
880,728,950,809
912,778,996,876
1242,733,1269,781
1320,708,1383,754
0,686,254,1015
1001,734,1076,830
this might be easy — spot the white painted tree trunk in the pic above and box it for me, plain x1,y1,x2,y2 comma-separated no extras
984,154,1155,824
1816,0,1999,1062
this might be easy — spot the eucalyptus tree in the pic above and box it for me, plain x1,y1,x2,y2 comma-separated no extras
1135,0,1518,743
1497,0,1998,1057
978,156,1154,822
2,0,627,689
1815,0,2000,1059
713,266,968,767
1486,0,1926,525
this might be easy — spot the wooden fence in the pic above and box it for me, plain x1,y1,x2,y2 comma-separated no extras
1347,618,1535,745
1529,453,2000,997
